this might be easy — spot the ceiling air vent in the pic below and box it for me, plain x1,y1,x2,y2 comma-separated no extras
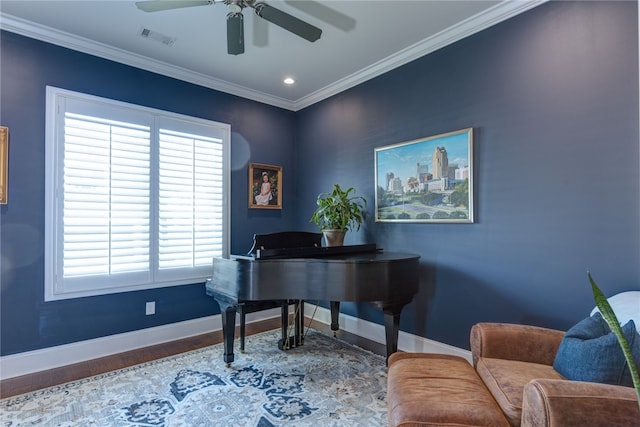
138,27,176,46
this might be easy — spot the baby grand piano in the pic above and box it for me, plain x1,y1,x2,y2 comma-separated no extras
205,232,420,364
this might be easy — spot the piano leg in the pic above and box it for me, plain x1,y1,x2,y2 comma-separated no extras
239,305,246,353
382,309,401,362
330,301,340,337
279,302,289,349
295,300,304,345
220,306,237,366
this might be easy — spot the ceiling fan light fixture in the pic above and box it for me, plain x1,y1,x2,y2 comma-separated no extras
227,2,242,14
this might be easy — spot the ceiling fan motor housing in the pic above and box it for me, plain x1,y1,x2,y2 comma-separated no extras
226,11,244,55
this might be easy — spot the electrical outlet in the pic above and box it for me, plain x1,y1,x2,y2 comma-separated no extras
145,301,156,315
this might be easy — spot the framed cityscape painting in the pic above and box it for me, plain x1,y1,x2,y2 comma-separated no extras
249,163,282,209
374,128,474,223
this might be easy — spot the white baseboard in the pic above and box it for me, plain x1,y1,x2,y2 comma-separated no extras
1,305,470,380
304,303,472,362
0,308,276,380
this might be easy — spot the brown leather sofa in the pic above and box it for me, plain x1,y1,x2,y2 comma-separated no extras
472,322,639,426
387,322,640,427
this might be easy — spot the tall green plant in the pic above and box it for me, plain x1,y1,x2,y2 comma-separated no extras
310,184,367,231
589,272,640,410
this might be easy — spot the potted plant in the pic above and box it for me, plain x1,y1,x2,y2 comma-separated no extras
589,272,640,411
310,183,367,246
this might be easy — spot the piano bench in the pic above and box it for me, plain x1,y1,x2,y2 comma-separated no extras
387,353,510,427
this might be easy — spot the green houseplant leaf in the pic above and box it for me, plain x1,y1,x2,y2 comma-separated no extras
588,272,640,410
310,184,367,231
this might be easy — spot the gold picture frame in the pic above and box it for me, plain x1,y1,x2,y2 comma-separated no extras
249,163,282,209
0,126,7,204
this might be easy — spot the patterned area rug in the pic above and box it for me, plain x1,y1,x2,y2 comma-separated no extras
1,330,388,426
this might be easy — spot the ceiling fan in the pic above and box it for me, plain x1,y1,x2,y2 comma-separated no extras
135,0,322,55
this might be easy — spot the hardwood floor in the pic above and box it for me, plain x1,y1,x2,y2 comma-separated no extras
0,317,384,399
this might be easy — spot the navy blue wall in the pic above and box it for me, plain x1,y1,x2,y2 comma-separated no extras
2,0,639,356
0,32,297,355
295,1,640,348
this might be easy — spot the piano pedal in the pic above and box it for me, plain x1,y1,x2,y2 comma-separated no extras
278,335,304,350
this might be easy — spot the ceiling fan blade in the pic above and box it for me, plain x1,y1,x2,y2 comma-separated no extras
227,12,245,55
284,1,355,32
135,1,211,13
253,2,321,43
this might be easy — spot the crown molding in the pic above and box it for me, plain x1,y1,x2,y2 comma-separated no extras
0,13,295,110
294,0,547,110
1,1,545,112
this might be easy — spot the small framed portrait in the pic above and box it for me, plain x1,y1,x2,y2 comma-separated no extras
249,163,282,209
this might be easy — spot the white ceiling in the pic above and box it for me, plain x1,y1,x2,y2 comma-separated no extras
0,0,543,110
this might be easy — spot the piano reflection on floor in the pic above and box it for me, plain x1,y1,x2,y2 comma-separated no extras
205,232,420,365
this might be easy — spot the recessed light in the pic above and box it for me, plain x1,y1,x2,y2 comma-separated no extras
283,77,295,85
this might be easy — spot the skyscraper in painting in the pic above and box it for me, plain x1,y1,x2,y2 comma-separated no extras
432,146,448,179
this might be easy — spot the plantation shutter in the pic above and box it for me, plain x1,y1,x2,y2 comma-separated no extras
45,87,230,301
61,112,151,291
157,127,224,274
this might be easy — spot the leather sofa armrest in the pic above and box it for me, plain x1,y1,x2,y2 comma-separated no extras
470,322,564,367
521,379,640,427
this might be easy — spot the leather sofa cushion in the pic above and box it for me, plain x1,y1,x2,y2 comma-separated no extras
387,353,509,427
476,357,564,427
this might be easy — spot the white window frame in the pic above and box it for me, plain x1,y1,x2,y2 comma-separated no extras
44,86,230,301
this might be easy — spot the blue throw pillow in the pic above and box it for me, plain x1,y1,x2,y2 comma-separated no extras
553,312,640,387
